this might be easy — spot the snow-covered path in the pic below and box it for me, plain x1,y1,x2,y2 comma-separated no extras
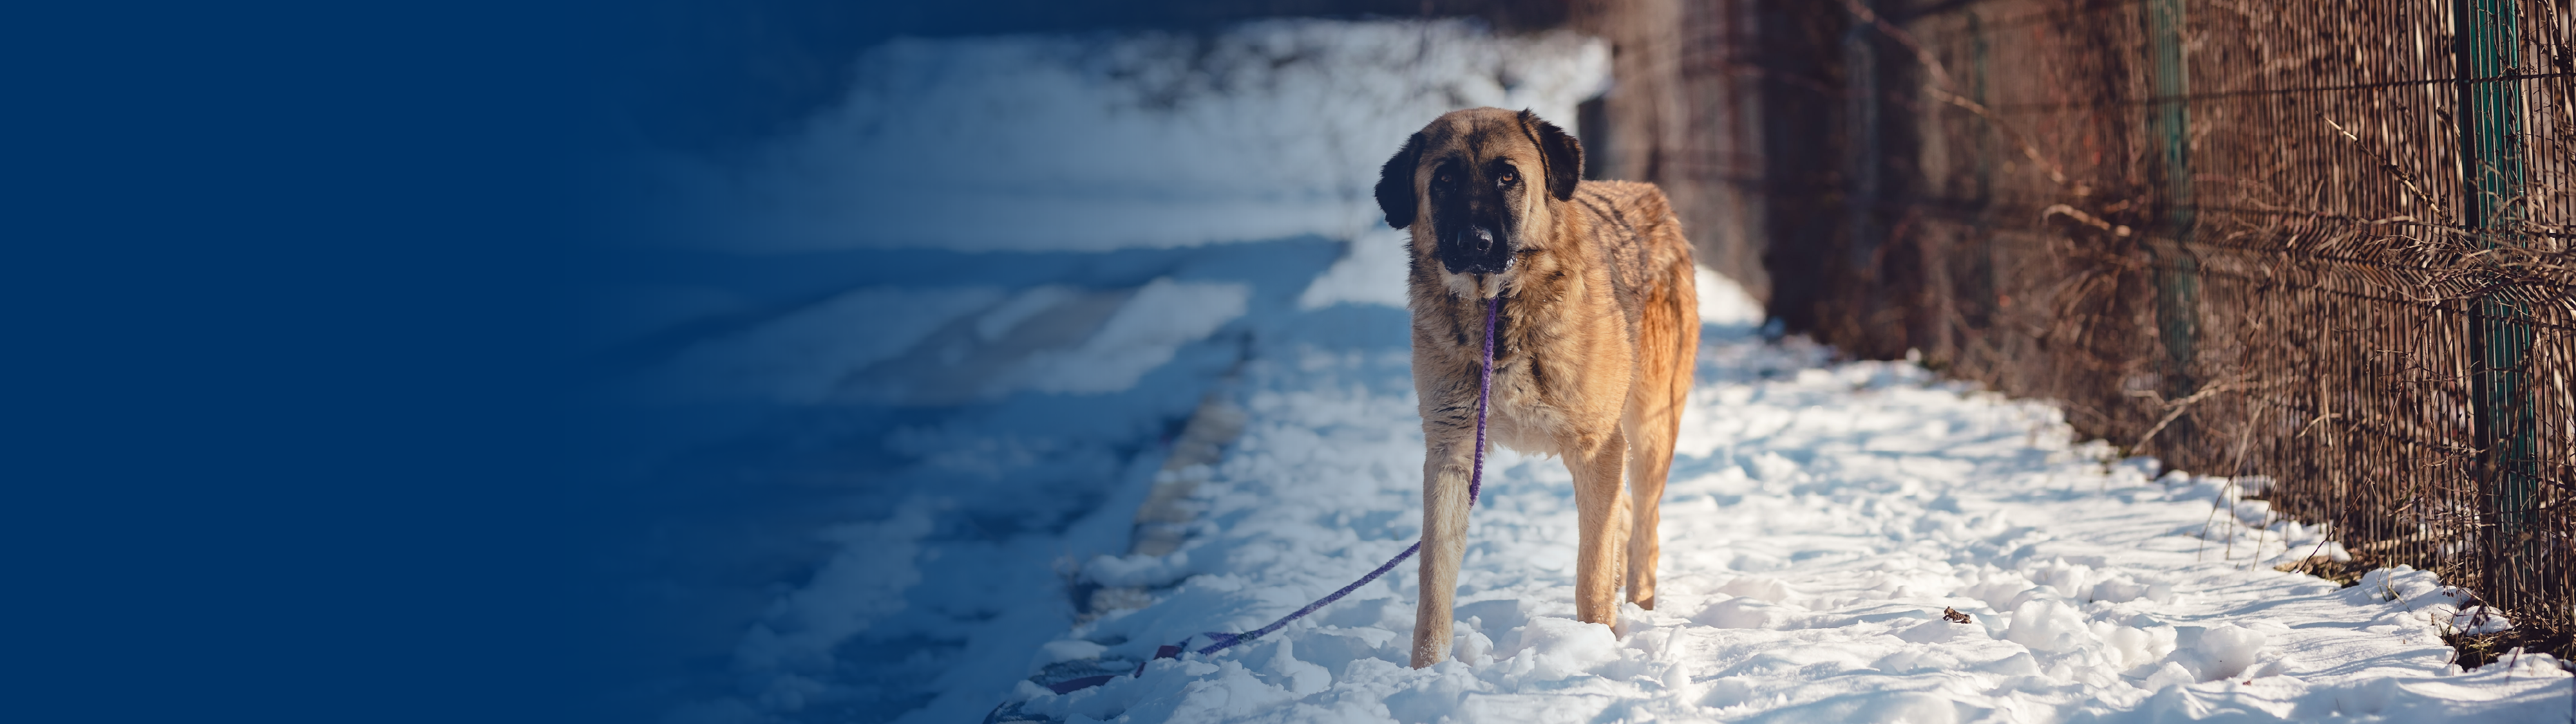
607,19,2572,723
1001,276,2573,723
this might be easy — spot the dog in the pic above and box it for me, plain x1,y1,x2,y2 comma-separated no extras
1376,107,1698,667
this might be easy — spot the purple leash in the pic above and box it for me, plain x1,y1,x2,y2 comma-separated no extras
1190,293,1500,656
1050,295,1500,694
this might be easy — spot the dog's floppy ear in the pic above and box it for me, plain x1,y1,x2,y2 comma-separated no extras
1375,132,1426,229
1520,109,1583,201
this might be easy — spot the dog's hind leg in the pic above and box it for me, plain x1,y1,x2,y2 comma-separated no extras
1621,393,1680,611
1570,428,1631,626
1621,420,1671,610
1623,268,1700,611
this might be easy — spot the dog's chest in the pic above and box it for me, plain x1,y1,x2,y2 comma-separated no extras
1485,392,1564,456
1481,354,1575,456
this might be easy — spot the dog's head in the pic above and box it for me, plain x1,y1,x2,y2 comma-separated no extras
1375,107,1583,297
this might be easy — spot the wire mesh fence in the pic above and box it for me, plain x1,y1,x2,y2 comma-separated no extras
1668,0,2576,632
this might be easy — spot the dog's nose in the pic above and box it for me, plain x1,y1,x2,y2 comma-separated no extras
1439,225,1513,275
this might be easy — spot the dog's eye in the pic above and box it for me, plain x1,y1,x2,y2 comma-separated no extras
1435,172,1454,185
1497,169,1518,186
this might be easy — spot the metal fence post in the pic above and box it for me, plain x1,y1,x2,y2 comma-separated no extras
2454,0,2539,600
2147,0,2200,445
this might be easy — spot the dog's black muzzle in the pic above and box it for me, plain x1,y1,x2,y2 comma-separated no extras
1436,225,1513,275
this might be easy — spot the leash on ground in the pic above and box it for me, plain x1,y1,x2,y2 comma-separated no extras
1048,295,1500,694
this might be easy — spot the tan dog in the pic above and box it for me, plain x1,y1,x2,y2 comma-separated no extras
1376,107,1698,667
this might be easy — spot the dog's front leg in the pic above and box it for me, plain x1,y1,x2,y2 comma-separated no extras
1410,424,1476,667
1570,429,1631,626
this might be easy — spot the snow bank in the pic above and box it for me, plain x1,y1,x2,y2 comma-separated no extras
637,19,1609,255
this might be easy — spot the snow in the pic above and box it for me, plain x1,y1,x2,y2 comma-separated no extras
1300,229,1414,310
614,241,1323,724
996,298,2573,722
598,17,2572,724
1009,278,1249,394
620,287,1005,404
734,501,941,705
630,21,1608,254
1693,265,1763,330
600,20,1616,724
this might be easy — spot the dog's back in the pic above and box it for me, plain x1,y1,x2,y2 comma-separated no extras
1570,180,1695,344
